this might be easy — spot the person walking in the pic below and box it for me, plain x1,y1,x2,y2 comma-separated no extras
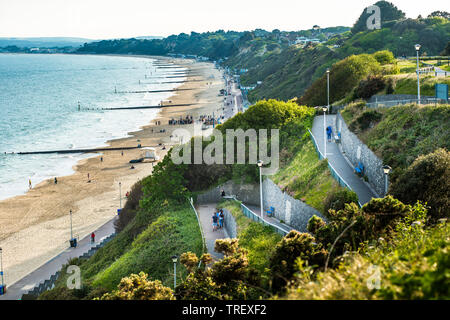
91,232,95,244
54,177,58,184
29,179,32,189
219,210,224,229
326,126,333,142
212,213,218,232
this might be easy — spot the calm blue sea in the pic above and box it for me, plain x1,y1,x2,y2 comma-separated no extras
0,53,185,200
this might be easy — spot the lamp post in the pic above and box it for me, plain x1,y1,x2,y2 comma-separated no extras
382,165,392,196
415,44,421,104
171,255,178,289
69,209,73,241
257,160,264,220
326,68,330,109
119,182,122,209
0,247,4,293
322,106,328,159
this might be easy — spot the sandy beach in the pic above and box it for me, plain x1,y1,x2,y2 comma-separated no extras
0,56,225,286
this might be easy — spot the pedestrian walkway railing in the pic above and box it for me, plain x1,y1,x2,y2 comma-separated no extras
224,196,290,236
190,198,207,265
308,129,362,208
366,98,449,109
308,129,353,191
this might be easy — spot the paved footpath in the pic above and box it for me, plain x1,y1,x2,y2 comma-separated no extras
196,204,225,261
311,115,376,205
245,204,295,234
0,217,117,300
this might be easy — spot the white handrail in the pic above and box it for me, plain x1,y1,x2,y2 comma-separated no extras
308,129,363,208
227,196,290,235
189,198,207,265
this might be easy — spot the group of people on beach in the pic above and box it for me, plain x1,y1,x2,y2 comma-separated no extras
200,115,223,126
169,115,194,125
212,209,225,231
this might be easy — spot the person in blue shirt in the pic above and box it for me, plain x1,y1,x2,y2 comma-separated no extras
326,126,333,142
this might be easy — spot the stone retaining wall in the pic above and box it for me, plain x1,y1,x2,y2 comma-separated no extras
222,208,237,239
262,179,325,232
198,179,325,233
335,113,385,197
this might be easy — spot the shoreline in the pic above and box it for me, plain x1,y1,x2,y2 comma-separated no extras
0,55,225,286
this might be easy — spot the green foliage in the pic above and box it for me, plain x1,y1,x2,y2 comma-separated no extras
307,216,327,235
114,180,143,233
391,148,450,219
299,53,382,106
373,50,396,65
351,1,406,34
323,189,359,214
176,239,263,300
392,76,450,96
92,205,203,291
100,272,175,300
219,200,282,276
287,219,449,300
273,139,343,213
349,109,383,132
361,104,450,185
269,231,327,293
353,75,387,100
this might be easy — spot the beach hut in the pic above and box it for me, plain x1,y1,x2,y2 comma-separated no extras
141,147,159,162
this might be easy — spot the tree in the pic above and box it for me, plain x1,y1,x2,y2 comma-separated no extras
428,11,450,20
351,1,406,34
391,148,450,220
441,42,450,56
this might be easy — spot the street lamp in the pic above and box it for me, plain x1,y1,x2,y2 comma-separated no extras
257,160,264,220
415,44,421,104
171,255,178,288
322,106,328,159
119,182,122,209
382,165,392,196
326,68,330,108
69,210,73,241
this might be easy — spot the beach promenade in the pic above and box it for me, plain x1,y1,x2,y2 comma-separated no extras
0,218,116,300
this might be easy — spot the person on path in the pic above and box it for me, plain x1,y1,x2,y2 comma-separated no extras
221,189,225,198
29,179,32,189
91,232,95,244
212,213,219,232
219,210,224,229
326,126,333,142
54,177,58,184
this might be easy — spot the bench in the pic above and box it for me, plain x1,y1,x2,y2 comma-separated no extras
266,206,275,218
355,162,365,176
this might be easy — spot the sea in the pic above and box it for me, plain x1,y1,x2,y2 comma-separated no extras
0,53,185,201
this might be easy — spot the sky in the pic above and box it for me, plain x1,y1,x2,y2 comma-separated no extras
0,0,448,39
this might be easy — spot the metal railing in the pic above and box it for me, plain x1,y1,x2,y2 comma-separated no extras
366,98,449,109
308,129,362,208
189,198,207,262
223,196,290,236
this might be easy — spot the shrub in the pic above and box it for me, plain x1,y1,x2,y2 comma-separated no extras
269,231,327,293
391,148,450,220
349,109,383,132
354,75,386,100
100,272,175,300
307,215,327,235
323,189,359,214
114,180,144,233
373,50,396,65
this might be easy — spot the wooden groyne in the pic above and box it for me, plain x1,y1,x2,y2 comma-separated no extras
8,146,146,156
116,88,198,94
79,103,198,111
